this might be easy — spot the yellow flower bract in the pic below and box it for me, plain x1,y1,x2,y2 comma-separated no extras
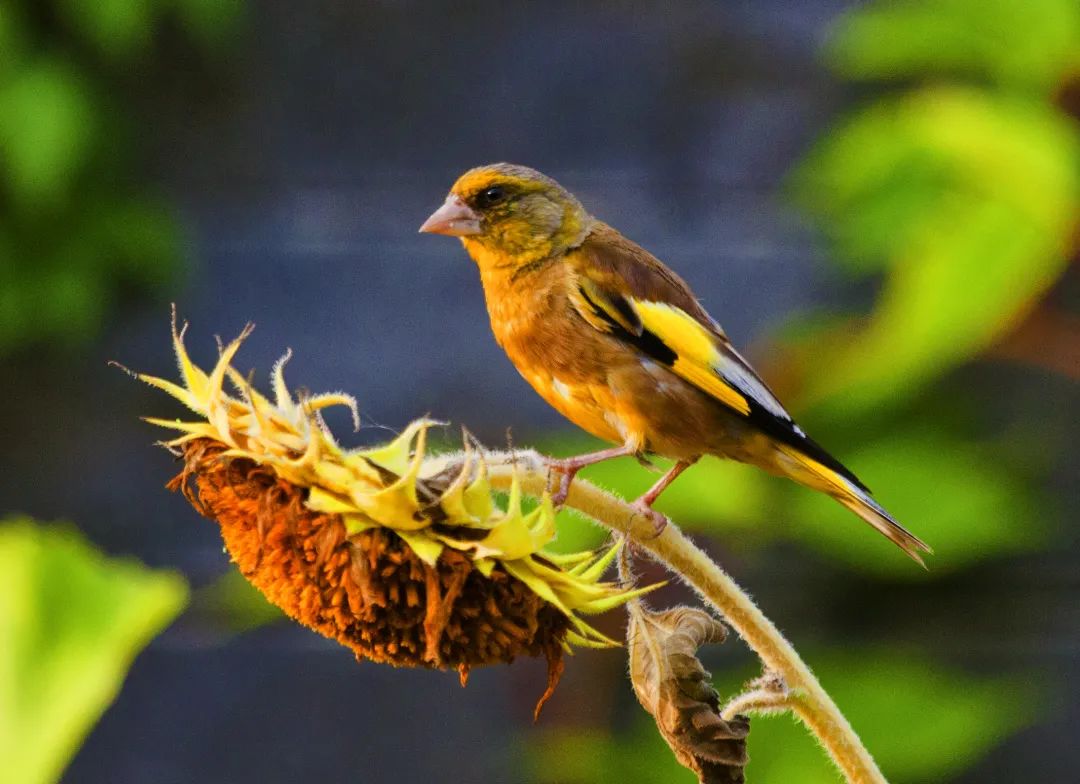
137,317,653,648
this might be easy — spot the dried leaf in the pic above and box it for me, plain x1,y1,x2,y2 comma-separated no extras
627,603,750,783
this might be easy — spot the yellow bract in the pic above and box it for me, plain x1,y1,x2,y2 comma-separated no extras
136,317,655,647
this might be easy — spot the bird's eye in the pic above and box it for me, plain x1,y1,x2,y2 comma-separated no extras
475,185,507,208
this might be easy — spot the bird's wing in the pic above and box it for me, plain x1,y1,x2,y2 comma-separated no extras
569,223,867,490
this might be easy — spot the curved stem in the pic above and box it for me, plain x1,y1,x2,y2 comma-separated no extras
486,452,887,784
720,688,792,720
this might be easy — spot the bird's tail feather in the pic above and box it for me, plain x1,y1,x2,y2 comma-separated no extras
775,445,932,567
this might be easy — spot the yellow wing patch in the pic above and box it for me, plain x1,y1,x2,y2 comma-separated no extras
632,300,752,416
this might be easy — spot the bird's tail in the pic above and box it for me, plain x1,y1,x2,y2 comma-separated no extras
774,445,932,567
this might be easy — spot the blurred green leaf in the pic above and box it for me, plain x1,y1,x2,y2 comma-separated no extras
171,0,245,49
0,518,188,784
792,88,1079,415
54,0,246,57
548,510,610,555
0,195,180,354
0,259,109,354
0,1,238,356
527,652,1040,784
526,723,697,784
782,430,1046,577
0,58,98,209
57,0,155,60
31,265,110,346
192,568,283,635
0,5,29,76
827,0,1080,91
735,652,1040,783
92,197,183,289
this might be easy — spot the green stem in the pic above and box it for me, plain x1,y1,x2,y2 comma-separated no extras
486,451,888,784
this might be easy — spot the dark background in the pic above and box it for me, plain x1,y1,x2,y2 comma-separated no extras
2,1,1077,782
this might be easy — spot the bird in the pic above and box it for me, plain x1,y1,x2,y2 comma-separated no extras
419,163,931,565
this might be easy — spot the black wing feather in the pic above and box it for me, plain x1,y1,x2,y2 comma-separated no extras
578,275,870,493
742,398,870,493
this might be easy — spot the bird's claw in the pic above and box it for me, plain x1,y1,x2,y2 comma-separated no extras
546,462,577,509
630,500,669,538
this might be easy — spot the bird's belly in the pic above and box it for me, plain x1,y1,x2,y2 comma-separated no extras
517,368,625,445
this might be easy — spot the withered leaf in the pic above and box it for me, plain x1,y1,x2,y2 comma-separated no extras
627,604,750,783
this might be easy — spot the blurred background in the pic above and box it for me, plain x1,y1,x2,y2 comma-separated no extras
1,1,1077,782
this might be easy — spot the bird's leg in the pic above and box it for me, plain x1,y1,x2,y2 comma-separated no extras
631,457,699,537
546,442,638,508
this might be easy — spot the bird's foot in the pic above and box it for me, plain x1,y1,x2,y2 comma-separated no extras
543,443,640,508
545,460,580,508
630,499,669,538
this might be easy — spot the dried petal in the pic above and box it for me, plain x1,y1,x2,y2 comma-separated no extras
627,603,750,783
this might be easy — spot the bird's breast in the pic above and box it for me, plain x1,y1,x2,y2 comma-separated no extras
479,273,627,444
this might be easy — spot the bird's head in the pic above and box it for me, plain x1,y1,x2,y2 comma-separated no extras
419,163,592,267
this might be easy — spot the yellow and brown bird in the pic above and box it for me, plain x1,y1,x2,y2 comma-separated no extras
419,163,930,564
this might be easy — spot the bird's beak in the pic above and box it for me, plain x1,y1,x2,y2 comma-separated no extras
418,195,482,236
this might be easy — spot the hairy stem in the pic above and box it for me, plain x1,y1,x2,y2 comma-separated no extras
485,451,887,784
720,686,791,720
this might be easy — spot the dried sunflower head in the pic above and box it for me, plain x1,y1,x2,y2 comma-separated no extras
127,314,653,713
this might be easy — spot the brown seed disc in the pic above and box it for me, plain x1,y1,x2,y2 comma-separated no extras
169,439,567,713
